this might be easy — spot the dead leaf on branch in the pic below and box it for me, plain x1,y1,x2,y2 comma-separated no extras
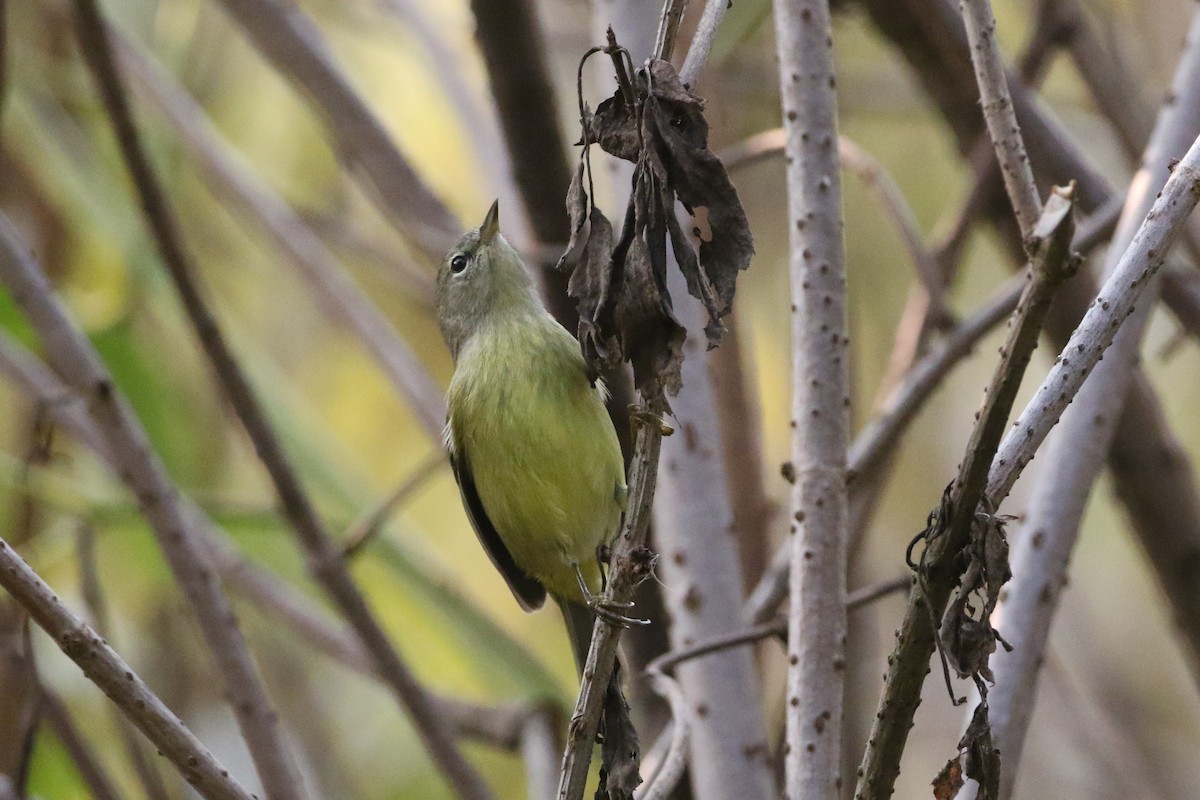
939,506,1014,686
559,43,754,398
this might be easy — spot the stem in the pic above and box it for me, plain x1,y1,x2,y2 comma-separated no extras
557,398,665,800
854,186,1078,800
774,1,850,798
959,0,1042,237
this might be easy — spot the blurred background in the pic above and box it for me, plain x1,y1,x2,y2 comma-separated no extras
2,0,1199,798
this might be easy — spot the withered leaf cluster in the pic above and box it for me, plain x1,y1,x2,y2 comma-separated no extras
939,508,1013,686
934,703,1001,800
558,54,754,398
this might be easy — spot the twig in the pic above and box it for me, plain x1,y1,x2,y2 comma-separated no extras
0,536,255,800
981,15,1200,796
659,577,909,676
103,25,446,438
0,204,303,799
67,5,494,797
774,3,852,796
340,451,444,557
960,0,1042,236
634,670,691,800
39,690,127,800
863,0,1200,690
654,0,688,62
985,140,1200,501
211,0,459,252
557,398,665,800
652,290,774,799
679,0,729,86
855,185,1079,800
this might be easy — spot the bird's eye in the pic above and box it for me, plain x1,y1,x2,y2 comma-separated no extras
450,254,469,274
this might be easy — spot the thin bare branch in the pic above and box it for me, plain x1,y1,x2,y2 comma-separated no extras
982,14,1200,795
340,451,444,557
960,0,1042,235
665,577,910,676
774,4,851,796
679,0,728,87
68,5,493,796
557,402,665,800
986,139,1200,502
0,536,255,800
856,185,1079,800
211,0,458,251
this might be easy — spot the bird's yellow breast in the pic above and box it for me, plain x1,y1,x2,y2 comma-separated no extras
446,312,626,601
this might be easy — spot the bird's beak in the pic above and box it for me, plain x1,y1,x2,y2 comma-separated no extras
479,199,500,245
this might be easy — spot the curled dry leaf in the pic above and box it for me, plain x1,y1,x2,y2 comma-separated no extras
939,509,1013,685
559,49,754,398
597,661,641,799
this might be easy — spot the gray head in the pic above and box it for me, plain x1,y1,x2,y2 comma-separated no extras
436,201,541,360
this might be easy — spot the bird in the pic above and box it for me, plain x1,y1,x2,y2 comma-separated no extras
436,200,629,669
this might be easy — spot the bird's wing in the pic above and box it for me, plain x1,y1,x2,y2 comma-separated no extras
448,442,547,611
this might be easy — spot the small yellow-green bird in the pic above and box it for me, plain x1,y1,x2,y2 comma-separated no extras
437,201,628,667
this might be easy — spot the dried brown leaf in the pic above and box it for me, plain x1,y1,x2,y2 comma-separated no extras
932,757,964,800
959,703,1001,800
596,663,641,799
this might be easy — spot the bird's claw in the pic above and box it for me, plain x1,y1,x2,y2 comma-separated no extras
627,405,673,436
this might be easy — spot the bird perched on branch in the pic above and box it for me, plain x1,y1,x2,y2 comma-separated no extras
437,201,630,669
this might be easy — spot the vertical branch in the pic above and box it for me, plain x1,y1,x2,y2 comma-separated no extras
557,400,665,800
960,0,1042,235
652,288,775,800
65,6,494,798
773,3,851,800
980,12,1200,796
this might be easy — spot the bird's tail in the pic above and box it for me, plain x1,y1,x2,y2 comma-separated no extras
558,598,596,676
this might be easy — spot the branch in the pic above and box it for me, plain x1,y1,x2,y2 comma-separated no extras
210,0,459,251
557,400,665,800
960,0,1042,235
680,0,730,87
864,0,1200,695
0,206,302,799
0,537,255,800
982,14,1200,795
652,290,775,799
774,2,850,798
67,6,493,798
855,186,1079,800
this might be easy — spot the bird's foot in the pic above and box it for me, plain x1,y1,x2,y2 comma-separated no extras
627,405,673,437
575,564,649,627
